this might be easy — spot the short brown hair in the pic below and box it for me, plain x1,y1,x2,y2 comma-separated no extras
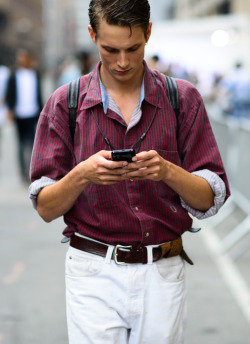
89,0,150,39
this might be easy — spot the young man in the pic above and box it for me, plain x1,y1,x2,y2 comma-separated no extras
6,49,43,182
29,0,230,343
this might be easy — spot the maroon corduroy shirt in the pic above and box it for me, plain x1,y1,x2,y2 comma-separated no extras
30,61,230,247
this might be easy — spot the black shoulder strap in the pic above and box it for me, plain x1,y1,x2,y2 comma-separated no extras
67,77,81,144
164,75,180,120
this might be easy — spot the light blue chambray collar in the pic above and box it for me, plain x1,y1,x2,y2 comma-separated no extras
99,75,145,114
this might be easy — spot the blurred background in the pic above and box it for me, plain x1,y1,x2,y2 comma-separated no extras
0,0,250,343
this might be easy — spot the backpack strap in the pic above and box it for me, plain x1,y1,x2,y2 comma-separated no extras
164,75,180,120
67,77,81,144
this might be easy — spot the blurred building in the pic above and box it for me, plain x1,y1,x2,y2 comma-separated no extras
74,0,91,50
148,0,175,20
43,0,76,70
174,0,250,18
0,0,43,67
146,0,250,86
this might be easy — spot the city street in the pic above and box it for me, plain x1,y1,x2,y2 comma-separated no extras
0,121,250,344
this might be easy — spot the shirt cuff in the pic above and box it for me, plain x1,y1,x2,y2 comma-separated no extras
29,176,57,209
180,169,226,220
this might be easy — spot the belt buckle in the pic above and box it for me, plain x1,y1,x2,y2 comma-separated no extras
114,244,132,265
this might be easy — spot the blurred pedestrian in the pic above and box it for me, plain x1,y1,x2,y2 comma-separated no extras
147,54,168,74
29,0,230,343
57,56,82,87
210,73,233,114
222,62,250,119
78,50,95,75
147,54,160,70
0,57,10,159
5,49,43,182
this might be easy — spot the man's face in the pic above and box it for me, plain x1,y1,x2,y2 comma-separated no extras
89,19,152,84
17,52,31,68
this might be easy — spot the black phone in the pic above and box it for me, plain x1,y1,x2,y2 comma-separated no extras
111,149,136,162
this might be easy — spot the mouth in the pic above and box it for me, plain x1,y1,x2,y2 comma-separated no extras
115,69,131,75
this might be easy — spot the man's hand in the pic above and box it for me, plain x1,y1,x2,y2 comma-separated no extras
79,150,129,185
123,150,168,182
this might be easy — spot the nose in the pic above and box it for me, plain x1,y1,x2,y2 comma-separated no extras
117,51,129,69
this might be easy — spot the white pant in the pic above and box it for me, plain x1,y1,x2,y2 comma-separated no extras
65,245,187,344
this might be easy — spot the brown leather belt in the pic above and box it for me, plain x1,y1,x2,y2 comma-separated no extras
70,234,193,265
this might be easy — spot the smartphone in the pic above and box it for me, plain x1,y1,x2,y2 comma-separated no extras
111,149,136,162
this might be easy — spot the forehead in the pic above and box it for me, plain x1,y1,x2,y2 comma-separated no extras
96,19,145,46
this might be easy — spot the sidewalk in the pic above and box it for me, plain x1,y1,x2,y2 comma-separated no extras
0,122,249,343
184,229,250,344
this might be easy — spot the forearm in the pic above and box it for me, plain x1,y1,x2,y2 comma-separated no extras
163,162,214,211
37,164,89,222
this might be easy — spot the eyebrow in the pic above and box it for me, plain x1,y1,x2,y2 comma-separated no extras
101,43,142,51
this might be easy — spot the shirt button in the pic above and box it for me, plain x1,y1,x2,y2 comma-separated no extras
135,207,139,211
170,206,177,213
146,233,150,237
130,179,134,182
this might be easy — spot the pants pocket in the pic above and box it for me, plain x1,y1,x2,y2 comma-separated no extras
153,255,185,282
65,246,103,277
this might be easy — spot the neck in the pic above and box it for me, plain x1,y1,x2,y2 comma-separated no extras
100,63,144,94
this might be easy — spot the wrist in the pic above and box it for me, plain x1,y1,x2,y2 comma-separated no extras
69,162,90,189
162,160,174,183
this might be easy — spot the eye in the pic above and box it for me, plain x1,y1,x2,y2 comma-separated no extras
104,47,118,53
128,46,139,52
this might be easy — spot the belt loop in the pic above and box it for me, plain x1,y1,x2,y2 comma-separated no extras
146,246,153,264
105,245,114,264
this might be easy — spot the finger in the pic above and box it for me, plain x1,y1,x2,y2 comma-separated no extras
99,150,112,160
126,156,159,170
96,166,128,177
125,165,159,178
96,174,127,184
106,160,129,170
134,150,158,161
98,152,128,170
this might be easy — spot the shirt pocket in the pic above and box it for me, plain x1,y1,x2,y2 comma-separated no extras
153,148,181,167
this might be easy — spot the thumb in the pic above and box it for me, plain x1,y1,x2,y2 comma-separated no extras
99,150,112,160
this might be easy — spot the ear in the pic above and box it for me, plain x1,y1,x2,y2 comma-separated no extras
146,22,152,43
88,25,97,44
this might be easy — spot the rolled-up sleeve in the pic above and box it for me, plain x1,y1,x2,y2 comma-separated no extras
180,169,226,219
29,177,57,209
